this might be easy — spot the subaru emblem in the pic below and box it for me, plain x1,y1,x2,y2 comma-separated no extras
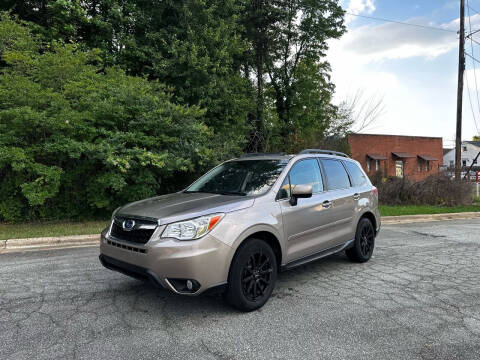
122,219,135,231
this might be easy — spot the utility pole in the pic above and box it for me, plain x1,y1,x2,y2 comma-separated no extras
455,0,465,181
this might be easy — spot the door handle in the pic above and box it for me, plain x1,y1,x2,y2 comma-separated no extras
322,200,332,209
353,193,360,201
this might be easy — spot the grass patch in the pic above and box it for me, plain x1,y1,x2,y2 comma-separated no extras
0,220,110,240
380,205,480,217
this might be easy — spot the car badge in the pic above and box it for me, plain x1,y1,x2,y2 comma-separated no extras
122,219,135,231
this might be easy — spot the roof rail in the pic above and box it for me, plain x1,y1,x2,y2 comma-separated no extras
241,152,286,158
298,149,349,158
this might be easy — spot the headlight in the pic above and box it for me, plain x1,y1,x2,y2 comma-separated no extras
161,213,224,240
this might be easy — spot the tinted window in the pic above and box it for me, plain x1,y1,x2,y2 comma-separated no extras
187,160,288,196
344,161,368,187
321,159,350,190
289,159,323,193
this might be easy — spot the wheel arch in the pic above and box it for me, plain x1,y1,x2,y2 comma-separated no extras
359,211,377,235
228,230,283,276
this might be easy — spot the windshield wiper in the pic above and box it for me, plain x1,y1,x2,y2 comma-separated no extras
216,191,247,196
183,190,216,194
184,190,247,196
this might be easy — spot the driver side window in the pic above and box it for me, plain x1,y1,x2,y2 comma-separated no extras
278,159,324,199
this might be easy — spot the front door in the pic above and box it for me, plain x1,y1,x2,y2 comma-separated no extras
279,159,334,262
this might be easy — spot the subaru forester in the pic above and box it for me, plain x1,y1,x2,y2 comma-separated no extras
99,149,380,311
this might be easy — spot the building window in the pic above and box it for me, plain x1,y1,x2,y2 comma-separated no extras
426,161,430,172
449,160,454,167
418,159,422,172
462,160,467,167
395,161,404,178
463,146,467,152
375,160,380,171
366,158,371,172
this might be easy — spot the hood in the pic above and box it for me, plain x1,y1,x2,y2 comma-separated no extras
116,192,255,225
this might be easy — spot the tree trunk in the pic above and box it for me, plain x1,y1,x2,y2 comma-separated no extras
255,41,265,152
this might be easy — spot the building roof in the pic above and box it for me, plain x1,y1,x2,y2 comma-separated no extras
349,133,442,140
418,154,438,161
392,152,415,158
366,153,387,160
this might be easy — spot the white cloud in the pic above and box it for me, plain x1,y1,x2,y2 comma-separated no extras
347,0,376,14
341,15,475,63
328,8,480,140
344,0,376,24
327,12,474,139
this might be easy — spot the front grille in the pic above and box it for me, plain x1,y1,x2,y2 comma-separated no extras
110,217,157,244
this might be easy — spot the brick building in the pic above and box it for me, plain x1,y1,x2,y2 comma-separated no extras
348,134,443,181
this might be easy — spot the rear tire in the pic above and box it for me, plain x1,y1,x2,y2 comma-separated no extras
346,218,375,263
225,238,277,312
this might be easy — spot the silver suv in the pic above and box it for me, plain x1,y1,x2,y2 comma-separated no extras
99,149,380,311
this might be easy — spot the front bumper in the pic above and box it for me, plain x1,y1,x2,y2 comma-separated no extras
99,254,165,288
99,228,232,295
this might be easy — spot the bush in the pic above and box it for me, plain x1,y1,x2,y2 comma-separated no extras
0,14,215,222
373,174,474,207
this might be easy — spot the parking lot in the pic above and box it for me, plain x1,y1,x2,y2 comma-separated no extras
1,219,480,360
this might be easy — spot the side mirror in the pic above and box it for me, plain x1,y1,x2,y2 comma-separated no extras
289,184,313,206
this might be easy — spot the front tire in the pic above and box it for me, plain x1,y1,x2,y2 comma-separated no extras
346,218,375,263
225,239,277,312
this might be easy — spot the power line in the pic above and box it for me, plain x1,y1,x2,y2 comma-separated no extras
466,0,480,134
466,28,480,37
467,4,480,16
345,12,458,33
465,61,480,134
465,51,480,64
469,36,480,46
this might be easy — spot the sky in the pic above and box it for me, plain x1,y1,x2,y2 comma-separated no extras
328,0,480,148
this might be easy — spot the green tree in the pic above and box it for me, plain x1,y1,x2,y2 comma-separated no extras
242,0,345,151
0,13,210,221
2,1,256,157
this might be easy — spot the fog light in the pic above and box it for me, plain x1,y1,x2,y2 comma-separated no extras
167,278,201,293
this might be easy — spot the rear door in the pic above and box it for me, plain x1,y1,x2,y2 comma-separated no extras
278,158,334,262
343,159,373,228
319,159,356,245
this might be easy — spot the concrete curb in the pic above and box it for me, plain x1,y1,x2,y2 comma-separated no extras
0,234,99,253
381,212,480,224
0,212,479,253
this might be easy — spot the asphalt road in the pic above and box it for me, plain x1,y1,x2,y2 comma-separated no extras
1,219,480,360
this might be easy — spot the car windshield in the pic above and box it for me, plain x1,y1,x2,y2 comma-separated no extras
185,159,288,196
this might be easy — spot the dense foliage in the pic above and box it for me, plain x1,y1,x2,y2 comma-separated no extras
0,1,347,222
0,14,213,221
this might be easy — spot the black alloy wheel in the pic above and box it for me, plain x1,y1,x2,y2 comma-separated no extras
359,222,375,258
225,238,278,311
241,251,273,302
346,218,375,263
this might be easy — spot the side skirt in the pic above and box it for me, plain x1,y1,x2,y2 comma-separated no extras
281,239,354,272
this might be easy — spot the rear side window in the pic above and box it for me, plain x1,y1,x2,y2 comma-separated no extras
344,161,368,187
321,159,351,190
289,159,324,193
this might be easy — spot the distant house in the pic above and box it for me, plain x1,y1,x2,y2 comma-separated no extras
443,141,480,169
348,134,443,181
